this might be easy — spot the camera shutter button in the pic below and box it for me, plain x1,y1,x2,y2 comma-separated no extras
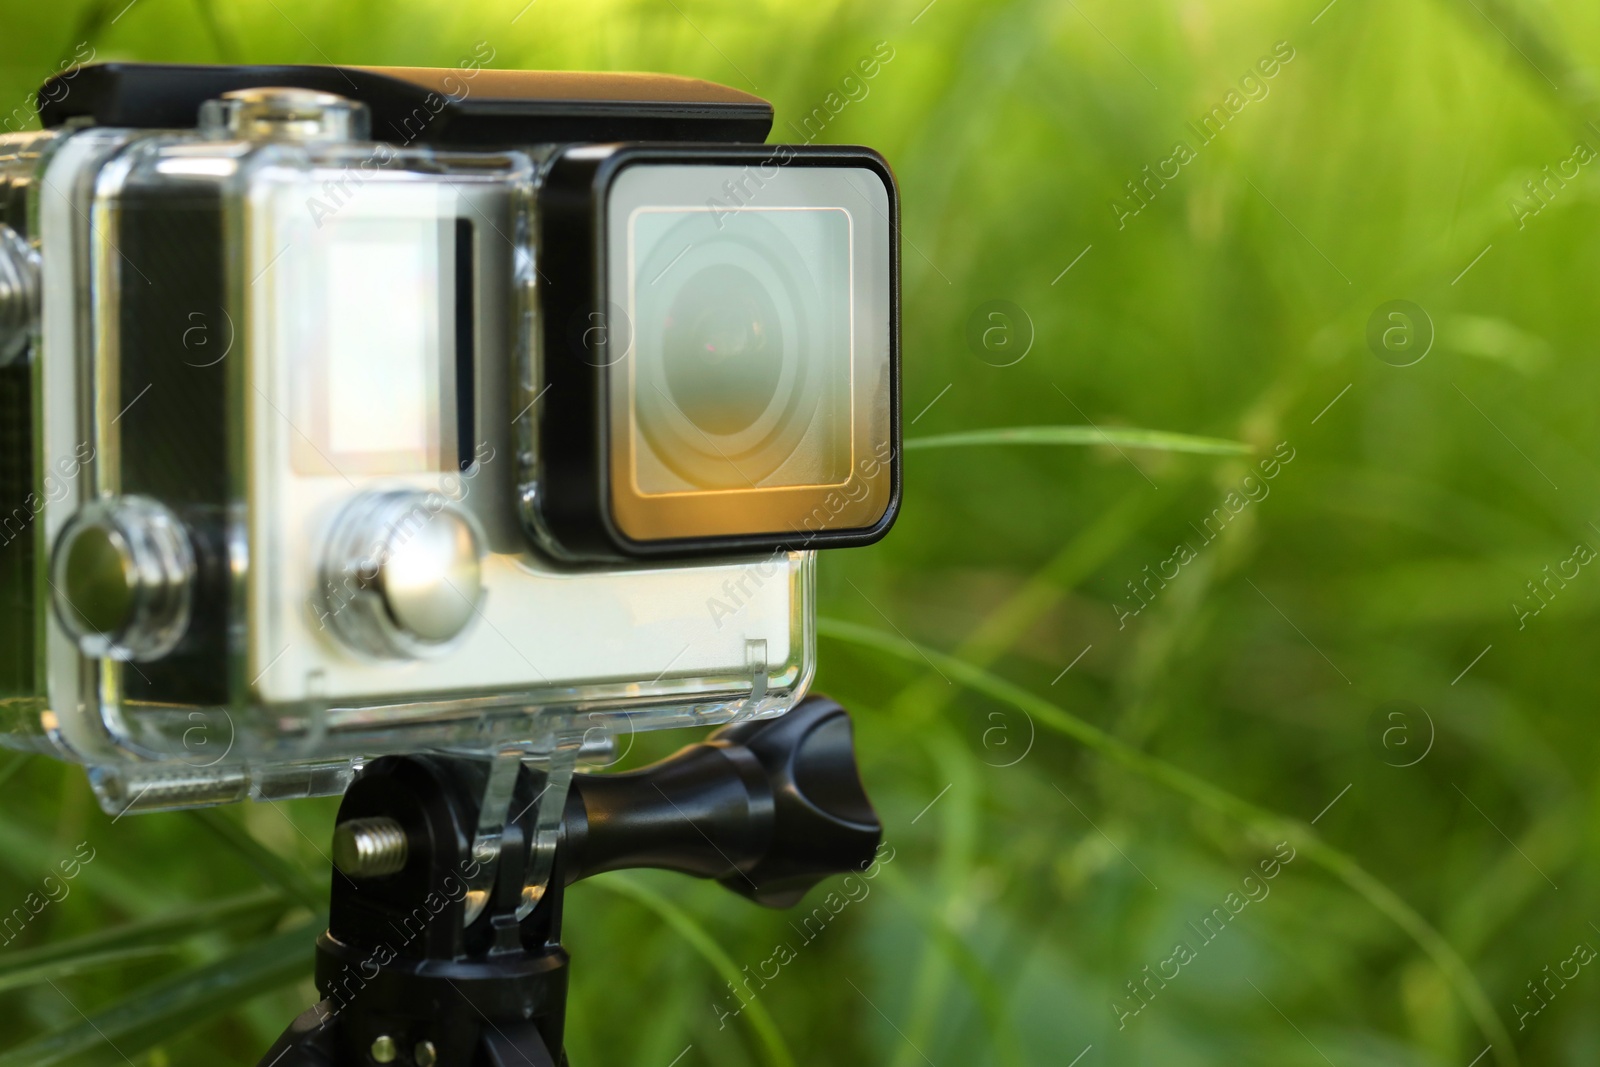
199,86,369,142
319,491,486,659
50,497,195,661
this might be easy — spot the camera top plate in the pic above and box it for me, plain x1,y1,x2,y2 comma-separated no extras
38,62,774,145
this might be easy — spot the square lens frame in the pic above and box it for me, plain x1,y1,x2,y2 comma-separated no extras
531,143,900,560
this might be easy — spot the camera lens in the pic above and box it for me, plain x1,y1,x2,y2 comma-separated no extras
661,262,784,436
589,156,897,550
631,209,848,491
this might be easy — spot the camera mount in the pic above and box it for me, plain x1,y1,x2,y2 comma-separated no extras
256,695,881,1066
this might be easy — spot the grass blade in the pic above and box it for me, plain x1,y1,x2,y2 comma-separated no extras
879,800,1026,1067
187,809,322,910
0,817,165,916
818,615,1520,1067
0,888,285,980
905,425,1251,455
876,487,1165,783
0,946,175,994
0,915,320,1067
891,726,979,1067
590,873,798,1067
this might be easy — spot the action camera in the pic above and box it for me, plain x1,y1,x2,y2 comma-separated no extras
0,63,900,813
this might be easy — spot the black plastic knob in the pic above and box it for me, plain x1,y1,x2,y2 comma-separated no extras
563,695,881,908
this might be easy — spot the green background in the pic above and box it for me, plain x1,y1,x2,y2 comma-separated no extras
2,0,1599,1063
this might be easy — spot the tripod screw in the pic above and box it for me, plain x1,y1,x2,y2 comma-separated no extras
414,1040,438,1066
333,817,409,878
369,1034,397,1063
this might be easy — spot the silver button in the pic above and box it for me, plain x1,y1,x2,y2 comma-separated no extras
198,87,370,143
50,496,194,661
318,491,486,659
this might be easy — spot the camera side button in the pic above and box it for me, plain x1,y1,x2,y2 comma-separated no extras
49,496,195,661
318,491,486,660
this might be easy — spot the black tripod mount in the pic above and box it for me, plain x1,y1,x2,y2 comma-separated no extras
258,695,880,1066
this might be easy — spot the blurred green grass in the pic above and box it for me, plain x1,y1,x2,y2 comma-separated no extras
5,0,1600,1063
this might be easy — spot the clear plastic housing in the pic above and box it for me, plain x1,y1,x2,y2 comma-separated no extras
0,123,817,813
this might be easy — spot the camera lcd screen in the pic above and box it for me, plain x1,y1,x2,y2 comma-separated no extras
324,232,439,462
282,199,471,477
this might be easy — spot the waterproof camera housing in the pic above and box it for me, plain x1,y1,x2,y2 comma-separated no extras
0,64,900,813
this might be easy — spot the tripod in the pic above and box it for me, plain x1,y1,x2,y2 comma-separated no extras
258,695,880,1066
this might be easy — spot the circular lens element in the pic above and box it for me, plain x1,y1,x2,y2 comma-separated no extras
633,211,846,491
662,263,785,436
